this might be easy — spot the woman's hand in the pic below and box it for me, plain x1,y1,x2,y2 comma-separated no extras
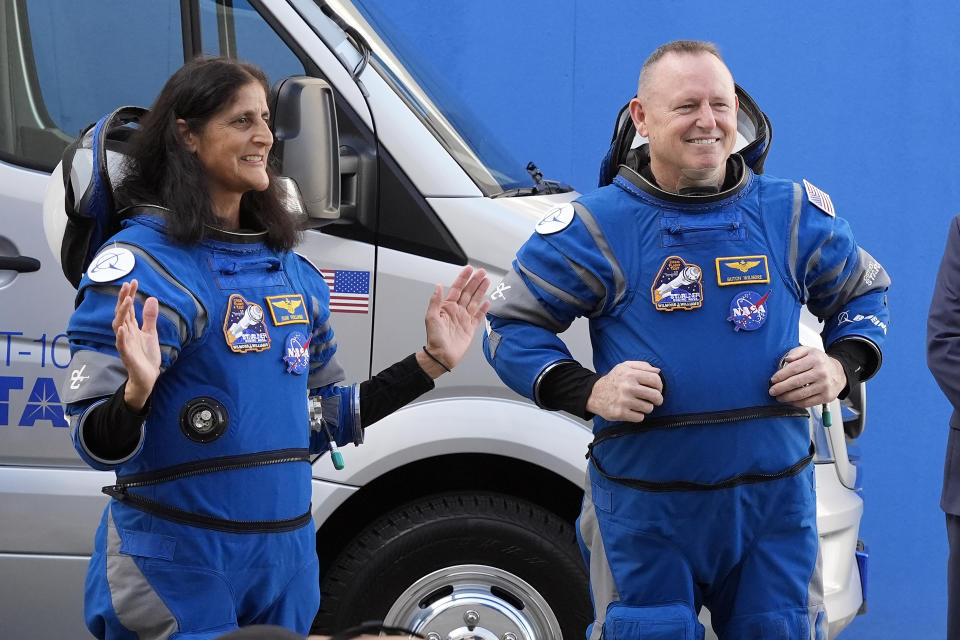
417,266,491,378
113,279,161,411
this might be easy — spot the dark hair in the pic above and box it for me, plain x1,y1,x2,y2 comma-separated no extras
117,56,300,250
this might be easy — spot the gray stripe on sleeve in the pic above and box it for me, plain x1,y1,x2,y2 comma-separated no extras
60,350,128,404
309,352,346,389
818,248,891,319
517,259,593,314
787,182,803,296
105,507,179,640
803,243,824,300
571,202,627,307
563,256,606,315
487,267,571,333
842,248,891,298
486,326,502,359
807,243,846,294
85,284,191,347
123,243,208,339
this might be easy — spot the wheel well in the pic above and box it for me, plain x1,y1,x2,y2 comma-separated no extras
315,453,584,575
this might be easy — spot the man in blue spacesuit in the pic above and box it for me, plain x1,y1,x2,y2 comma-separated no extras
483,40,889,639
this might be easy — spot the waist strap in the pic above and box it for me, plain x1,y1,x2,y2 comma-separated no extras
103,448,312,533
589,445,814,493
587,405,812,493
589,405,808,450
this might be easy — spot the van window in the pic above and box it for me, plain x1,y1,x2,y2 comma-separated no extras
197,0,305,89
1,1,184,171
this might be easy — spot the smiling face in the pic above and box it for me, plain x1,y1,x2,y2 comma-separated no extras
629,51,738,192
179,81,272,223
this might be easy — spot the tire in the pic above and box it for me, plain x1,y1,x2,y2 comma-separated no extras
314,492,592,639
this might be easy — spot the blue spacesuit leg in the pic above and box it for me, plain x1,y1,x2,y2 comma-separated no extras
246,526,320,634
84,506,240,640
578,474,705,640
707,472,824,640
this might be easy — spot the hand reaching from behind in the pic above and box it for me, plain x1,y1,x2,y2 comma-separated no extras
113,279,161,411
417,266,491,378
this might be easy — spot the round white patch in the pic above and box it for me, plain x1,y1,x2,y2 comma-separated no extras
86,246,135,283
535,203,575,235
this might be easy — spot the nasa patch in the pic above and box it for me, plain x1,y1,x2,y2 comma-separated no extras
283,331,311,374
222,294,271,353
651,256,703,311
86,246,135,283
535,203,575,235
727,290,771,332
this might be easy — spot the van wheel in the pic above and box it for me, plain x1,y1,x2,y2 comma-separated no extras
314,492,592,639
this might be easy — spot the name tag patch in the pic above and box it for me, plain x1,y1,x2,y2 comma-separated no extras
223,294,271,353
652,256,703,311
715,255,770,286
266,294,309,326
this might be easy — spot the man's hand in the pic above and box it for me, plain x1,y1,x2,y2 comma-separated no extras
586,361,663,422
769,345,846,408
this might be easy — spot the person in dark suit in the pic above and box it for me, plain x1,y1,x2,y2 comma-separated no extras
927,213,960,640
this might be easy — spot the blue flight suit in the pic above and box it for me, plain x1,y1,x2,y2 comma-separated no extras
483,157,889,639
62,211,359,640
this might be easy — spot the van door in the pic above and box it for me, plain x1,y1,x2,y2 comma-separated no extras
0,4,194,637
0,1,374,636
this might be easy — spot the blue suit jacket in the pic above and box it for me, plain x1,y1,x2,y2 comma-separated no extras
927,213,960,515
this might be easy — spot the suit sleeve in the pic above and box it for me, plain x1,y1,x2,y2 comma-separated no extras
927,215,960,416
790,182,890,381
297,259,361,452
60,244,192,470
483,203,623,406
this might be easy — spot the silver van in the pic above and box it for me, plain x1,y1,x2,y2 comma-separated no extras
0,1,867,638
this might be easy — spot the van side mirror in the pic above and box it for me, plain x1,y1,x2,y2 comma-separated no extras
271,76,340,225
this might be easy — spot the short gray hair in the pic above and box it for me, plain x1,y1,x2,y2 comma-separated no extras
637,40,725,98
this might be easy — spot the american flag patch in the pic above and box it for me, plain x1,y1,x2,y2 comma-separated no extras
320,269,370,314
802,179,835,217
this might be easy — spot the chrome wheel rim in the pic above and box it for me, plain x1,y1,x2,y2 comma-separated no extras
383,563,562,640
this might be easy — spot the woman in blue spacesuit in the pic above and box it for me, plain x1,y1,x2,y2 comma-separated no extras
61,56,490,640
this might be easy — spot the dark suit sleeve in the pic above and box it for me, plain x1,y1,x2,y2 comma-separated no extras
927,214,960,422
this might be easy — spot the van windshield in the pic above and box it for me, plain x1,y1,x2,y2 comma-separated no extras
335,0,540,195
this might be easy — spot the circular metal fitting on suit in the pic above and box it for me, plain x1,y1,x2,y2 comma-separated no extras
179,397,229,443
